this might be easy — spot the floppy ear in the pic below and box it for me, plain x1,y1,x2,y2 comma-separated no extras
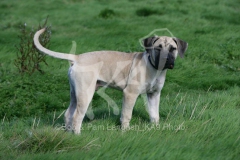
143,36,159,50
173,38,188,58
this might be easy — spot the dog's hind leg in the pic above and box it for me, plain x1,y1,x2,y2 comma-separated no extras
64,68,77,132
73,86,95,134
64,80,76,132
72,73,97,134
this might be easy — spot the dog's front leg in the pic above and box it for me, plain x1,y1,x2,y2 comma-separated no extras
146,70,167,123
120,89,139,130
147,92,160,123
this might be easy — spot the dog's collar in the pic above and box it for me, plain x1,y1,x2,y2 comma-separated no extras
148,55,158,70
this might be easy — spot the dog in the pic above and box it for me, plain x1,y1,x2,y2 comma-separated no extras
34,28,188,134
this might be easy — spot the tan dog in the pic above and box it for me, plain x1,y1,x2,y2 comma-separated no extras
34,28,188,134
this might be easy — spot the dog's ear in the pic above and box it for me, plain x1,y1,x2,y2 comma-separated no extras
173,38,188,58
143,36,159,49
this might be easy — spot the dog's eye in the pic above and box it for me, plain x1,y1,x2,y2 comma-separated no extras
169,46,176,52
154,44,162,50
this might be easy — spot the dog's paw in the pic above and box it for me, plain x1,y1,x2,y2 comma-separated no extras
150,118,159,124
121,122,130,131
73,129,81,135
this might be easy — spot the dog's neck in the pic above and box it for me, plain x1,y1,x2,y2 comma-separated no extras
142,51,165,77
143,51,150,64
148,55,158,70
143,51,158,70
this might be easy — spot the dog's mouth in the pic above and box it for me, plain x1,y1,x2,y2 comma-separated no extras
163,54,175,70
148,51,175,70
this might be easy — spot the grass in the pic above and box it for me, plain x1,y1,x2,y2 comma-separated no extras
0,0,240,159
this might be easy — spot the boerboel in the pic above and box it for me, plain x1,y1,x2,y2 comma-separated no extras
34,28,188,134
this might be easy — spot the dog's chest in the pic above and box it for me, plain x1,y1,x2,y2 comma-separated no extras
135,69,166,94
145,79,161,93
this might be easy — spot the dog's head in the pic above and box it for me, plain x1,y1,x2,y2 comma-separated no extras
143,36,188,70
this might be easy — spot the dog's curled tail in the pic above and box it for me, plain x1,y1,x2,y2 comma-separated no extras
33,28,77,62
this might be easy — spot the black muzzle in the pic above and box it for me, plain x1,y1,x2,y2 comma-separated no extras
148,51,175,70
163,53,175,70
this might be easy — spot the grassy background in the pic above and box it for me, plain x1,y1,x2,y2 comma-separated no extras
0,0,240,159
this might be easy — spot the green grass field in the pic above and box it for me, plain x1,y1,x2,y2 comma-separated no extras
0,0,240,159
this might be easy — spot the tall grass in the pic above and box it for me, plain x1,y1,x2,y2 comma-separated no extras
1,88,239,159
